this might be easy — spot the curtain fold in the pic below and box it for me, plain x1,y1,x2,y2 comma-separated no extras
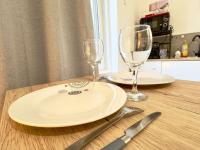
0,0,100,110
0,34,7,112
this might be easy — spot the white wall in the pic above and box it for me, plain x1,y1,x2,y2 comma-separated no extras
135,0,200,35
169,0,200,35
118,0,138,29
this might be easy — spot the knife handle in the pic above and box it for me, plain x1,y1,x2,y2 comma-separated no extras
101,138,126,150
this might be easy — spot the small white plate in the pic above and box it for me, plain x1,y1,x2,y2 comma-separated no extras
107,72,175,85
8,82,127,128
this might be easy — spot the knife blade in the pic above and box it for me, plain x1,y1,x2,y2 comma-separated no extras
101,112,161,150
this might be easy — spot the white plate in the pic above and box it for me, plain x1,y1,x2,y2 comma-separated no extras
8,82,127,128
107,72,175,85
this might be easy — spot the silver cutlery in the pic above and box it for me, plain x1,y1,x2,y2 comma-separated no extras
101,112,161,150
65,107,143,150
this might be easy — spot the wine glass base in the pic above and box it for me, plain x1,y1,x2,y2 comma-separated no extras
127,92,147,102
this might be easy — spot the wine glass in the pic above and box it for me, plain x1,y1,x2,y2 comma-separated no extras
83,39,104,81
119,25,152,101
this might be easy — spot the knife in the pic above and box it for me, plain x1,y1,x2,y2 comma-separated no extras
101,112,161,150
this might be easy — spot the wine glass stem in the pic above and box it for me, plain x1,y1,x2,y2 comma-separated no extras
91,65,97,82
131,66,139,93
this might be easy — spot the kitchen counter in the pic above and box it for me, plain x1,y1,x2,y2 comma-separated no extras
1,77,200,149
148,57,200,61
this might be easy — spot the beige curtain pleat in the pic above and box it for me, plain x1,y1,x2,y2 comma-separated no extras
0,36,7,116
42,0,62,82
0,0,100,110
42,0,92,82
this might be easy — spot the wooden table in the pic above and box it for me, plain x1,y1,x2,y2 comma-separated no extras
1,77,200,150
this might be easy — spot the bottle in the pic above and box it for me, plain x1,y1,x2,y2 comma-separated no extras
181,35,189,57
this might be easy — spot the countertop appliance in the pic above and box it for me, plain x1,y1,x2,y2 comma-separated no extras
140,12,170,36
149,42,160,59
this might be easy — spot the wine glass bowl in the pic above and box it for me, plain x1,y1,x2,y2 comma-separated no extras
83,39,104,81
119,25,152,101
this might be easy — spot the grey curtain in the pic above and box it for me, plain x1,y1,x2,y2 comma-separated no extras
0,0,99,110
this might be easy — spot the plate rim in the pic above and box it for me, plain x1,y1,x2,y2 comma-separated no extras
8,82,127,128
107,72,175,85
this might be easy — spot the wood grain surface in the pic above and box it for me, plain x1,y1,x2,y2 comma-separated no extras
0,77,200,150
